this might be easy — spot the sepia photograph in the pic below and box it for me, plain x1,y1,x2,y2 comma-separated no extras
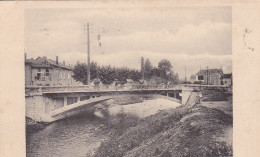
24,6,233,157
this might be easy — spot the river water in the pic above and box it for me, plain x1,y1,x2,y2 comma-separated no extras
26,98,180,157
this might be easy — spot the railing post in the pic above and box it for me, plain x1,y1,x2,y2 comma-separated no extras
64,96,67,106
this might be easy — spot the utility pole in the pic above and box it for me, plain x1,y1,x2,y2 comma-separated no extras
85,23,91,85
141,57,145,80
207,66,209,85
185,66,187,82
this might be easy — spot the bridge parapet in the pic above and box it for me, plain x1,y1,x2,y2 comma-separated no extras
25,85,92,96
182,84,229,90
26,85,183,95
41,85,90,93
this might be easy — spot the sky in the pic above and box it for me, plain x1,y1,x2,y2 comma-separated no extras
25,7,232,80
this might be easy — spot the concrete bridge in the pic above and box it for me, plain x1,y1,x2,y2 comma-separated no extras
25,84,230,122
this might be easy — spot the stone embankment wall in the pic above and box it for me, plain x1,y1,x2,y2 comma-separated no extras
185,91,201,107
200,87,230,101
182,85,231,107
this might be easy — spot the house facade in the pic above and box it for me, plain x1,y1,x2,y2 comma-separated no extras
194,69,223,85
25,56,80,86
221,73,232,86
190,75,196,83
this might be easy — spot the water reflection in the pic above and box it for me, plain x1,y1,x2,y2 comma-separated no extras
26,112,106,157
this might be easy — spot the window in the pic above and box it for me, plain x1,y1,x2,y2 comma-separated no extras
46,68,49,76
36,68,41,80
198,75,204,80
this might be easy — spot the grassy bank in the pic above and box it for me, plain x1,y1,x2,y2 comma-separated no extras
94,101,232,157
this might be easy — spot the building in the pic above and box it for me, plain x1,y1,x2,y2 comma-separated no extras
194,68,223,85
25,55,80,86
125,79,136,89
190,75,196,83
221,73,232,86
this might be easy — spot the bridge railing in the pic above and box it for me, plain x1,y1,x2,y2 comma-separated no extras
25,83,183,94
130,84,181,90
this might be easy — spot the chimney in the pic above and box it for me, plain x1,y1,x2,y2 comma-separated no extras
63,61,65,65
56,56,59,65
43,56,47,60
24,53,27,60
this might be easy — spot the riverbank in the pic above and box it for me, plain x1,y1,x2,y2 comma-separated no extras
94,99,233,157
26,117,49,133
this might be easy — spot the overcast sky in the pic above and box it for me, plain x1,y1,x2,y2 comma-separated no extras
25,7,232,79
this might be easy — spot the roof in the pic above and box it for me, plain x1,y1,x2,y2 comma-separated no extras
221,73,232,79
25,57,73,70
46,58,73,70
196,69,223,75
25,58,52,68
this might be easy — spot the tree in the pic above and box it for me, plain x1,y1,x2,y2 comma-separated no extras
72,62,98,85
72,63,88,84
73,62,141,85
158,59,172,79
144,58,153,80
99,65,116,85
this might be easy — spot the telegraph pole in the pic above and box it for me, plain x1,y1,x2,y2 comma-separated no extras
207,66,209,85
141,57,145,80
86,23,91,85
185,66,187,82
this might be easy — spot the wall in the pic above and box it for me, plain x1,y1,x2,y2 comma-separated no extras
26,94,68,122
55,68,72,86
29,67,76,86
25,63,82,86
196,73,221,85
181,85,230,105
200,87,229,101
222,78,232,86
26,95,46,122
185,91,201,107
25,64,32,86
31,67,53,86
181,86,194,105
209,73,221,85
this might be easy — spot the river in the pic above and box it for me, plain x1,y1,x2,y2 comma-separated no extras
26,98,180,157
